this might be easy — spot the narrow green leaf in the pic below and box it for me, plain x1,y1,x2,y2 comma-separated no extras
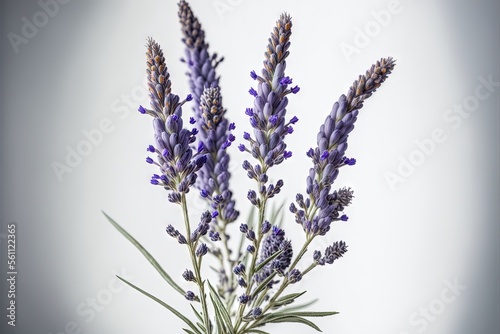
278,311,339,318
270,201,286,228
265,315,322,332
274,299,318,313
212,304,226,334
251,272,277,298
253,249,283,273
183,329,197,334
272,291,307,308
190,305,205,331
208,281,235,334
116,276,201,334
102,211,185,296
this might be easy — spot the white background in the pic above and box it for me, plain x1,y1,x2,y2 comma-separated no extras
1,0,498,333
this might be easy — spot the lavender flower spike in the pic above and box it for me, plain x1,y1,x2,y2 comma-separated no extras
179,1,238,224
196,87,239,223
242,13,297,172
293,57,396,236
144,38,189,121
178,0,223,118
142,38,206,200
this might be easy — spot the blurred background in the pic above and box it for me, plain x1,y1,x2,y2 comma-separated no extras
1,0,498,333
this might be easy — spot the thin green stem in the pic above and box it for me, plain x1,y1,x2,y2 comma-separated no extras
234,179,268,331
181,194,211,334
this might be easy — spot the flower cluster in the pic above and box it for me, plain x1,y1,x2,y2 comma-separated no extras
105,2,396,334
141,38,206,203
239,13,299,191
178,0,223,119
179,0,238,225
254,226,293,285
291,57,396,237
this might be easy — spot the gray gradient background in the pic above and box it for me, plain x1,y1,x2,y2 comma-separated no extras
0,0,499,333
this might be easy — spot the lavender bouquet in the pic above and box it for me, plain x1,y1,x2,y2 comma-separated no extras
103,1,395,333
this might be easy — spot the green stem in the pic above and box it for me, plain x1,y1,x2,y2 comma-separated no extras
181,194,211,334
234,187,268,331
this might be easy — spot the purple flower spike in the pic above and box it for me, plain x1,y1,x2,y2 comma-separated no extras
143,38,206,195
284,151,292,159
195,87,239,225
254,226,292,288
245,108,254,116
147,145,155,152
178,1,223,119
249,87,258,97
290,116,299,124
186,94,193,101
250,70,258,80
292,57,395,237
240,13,297,175
291,86,300,94
322,241,348,264
238,144,246,152
189,117,196,124
138,105,147,114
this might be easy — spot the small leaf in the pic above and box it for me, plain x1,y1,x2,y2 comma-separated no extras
102,212,185,296
251,271,277,298
253,249,283,273
272,291,307,308
116,276,201,334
